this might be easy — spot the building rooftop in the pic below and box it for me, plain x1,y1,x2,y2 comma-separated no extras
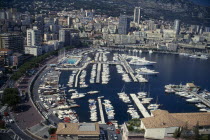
141,110,210,129
56,123,100,135
0,48,12,52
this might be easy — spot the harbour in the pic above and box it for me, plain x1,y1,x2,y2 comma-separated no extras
35,48,210,125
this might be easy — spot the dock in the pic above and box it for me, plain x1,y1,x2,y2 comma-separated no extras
189,92,210,108
119,55,138,82
130,94,151,118
75,70,81,87
98,98,105,124
96,63,101,83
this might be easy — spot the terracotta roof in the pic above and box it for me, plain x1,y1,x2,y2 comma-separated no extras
0,48,12,52
56,123,100,135
141,110,210,129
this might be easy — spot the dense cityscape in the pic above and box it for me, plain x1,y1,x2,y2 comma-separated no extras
0,0,210,140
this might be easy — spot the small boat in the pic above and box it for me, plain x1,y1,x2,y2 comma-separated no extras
87,91,99,94
200,55,208,60
195,103,206,108
186,98,201,103
68,89,76,92
98,96,104,99
149,50,153,54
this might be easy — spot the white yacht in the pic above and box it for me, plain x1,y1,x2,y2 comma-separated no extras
149,50,153,54
135,67,159,75
186,98,201,103
87,91,99,94
129,57,156,66
195,103,206,108
147,104,160,110
200,55,208,60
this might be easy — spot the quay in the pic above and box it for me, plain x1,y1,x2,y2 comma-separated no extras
90,61,119,65
130,94,151,118
98,98,105,124
96,63,101,83
119,55,138,82
75,70,81,87
189,92,210,108
55,67,81,71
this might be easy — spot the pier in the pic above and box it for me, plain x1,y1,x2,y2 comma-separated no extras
96,63,101,83
119,55,138,82
189,92,210,108
98,98,105,124
130,94,151,118
75,70,81,87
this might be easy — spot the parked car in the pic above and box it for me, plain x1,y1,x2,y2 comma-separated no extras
113,134,118,140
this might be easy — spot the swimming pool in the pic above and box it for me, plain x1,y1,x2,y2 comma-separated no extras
63,58,78,64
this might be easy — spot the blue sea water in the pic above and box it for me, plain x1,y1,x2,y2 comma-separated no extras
189,0,210,6
59,51,210,124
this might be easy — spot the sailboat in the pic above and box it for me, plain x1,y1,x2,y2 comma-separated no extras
147,96,160,110
141,88,153,104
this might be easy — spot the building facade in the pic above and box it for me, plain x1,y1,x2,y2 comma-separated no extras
27,28,42,47
118,15,130,35
0,33,24,53
133,7,141,24
59,28,72,46
174,19,180,35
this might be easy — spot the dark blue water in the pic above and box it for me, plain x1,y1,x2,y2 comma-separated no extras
59,51,210,124
189,0,210,6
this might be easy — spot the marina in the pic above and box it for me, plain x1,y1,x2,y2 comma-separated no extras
34,48,210,124
165,83,210,111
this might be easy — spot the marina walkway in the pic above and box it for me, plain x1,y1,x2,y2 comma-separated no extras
119,55,138,82
75,70,81,87
98,98,105,124
96,63,101,83
130,94,151,118
189,92,210,108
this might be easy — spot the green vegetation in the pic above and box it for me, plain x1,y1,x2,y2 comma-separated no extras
2,88,20,107
193,122,200,140
173,127,182,138
173,122,208,140
11,50,58,81
0,120,5,129
127,119,144,133
200,135,210,140
10,45,76,81
48,127,57,135
127,118,141,127
180,122,191,139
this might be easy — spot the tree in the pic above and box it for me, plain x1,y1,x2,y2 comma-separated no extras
127,125,134,131
0,120,5,129
173,127,182,138
48,128,57,134
193,122,200,140
181,122,192,139
2,88,20,108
